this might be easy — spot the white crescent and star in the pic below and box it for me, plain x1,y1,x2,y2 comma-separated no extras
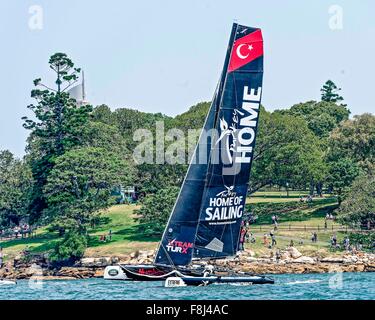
236,44,254,59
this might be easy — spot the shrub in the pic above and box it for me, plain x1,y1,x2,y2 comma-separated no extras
49,231,87,265
135,187,179,235
349,232,375,250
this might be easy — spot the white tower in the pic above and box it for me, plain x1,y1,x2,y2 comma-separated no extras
67,70,89,106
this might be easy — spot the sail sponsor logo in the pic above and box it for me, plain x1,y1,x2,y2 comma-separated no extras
166,239,193,254
234,85,262,164
216,185,236,197
205,192,244,222
217,85,261,175
138,268,165,276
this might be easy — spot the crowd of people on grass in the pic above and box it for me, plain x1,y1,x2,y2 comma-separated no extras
237,211,374,254
300,195,313,203
0,224,33,241
98,229,113,243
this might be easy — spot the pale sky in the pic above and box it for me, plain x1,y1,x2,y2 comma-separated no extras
0,0,374,156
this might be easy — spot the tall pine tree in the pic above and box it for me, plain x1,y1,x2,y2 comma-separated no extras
22,53,93,223
320,80,344,103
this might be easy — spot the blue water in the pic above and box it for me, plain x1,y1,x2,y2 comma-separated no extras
0,273,374,300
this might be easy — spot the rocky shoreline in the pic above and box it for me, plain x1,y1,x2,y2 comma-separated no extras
1,247,374,280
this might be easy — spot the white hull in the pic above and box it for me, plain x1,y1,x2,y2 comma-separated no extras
103,265,129,280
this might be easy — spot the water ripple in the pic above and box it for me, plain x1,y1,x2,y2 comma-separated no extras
0,273,374,300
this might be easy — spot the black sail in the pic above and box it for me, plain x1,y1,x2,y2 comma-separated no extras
194,24,264,259
154,23,263,266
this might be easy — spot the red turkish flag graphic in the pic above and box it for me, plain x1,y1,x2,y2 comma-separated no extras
228,29,263,73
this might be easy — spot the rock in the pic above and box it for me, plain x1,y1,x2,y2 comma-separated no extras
94,269,104,278
137,250,150,260
245,257,258,263
287,247,302,259
292,256,316,264
343,256,358,264
365,263,375,272
321,257,344,263
80,257,96,265
57,267,96,279
111,256,120,264
146,250,155,258
280,251,291,260
78,257,112,267
130,251,139,258
119,257,131,264
243,249,255,257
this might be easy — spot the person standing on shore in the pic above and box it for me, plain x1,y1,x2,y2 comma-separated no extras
275,249,281,263
239,227,247,251
0,247,3,268
311,232,317,243
344,236,350,251
249,232,256,243
271,234,277,247
271,215,276,225
245,227,250,243
331,233,337,247
263,234,269,247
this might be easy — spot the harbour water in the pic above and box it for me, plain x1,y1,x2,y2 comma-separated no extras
0,273,374,300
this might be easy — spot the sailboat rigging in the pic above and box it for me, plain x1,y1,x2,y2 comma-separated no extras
104,23,274,286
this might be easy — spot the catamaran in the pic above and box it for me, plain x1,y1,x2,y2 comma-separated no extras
104,23,274,286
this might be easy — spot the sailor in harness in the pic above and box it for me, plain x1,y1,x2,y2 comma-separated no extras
199,265,215,286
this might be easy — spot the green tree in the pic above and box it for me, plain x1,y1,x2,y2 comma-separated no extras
0,151,32,226
91,104,113,124
80,121,131,158
92,105,179,194
337,172,375,229
135,186,179,235
49,231,88,265
328,113,375,172
327,158,360,205
321,80,344,103
251,110,326,194
22,53,93,223
173,101,210,132
43,147,135,234
280,100,350,138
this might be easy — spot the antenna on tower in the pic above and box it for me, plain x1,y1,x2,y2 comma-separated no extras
82,70,86,101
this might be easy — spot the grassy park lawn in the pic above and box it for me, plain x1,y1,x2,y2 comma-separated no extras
0,191,345,261
85,204,159,257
